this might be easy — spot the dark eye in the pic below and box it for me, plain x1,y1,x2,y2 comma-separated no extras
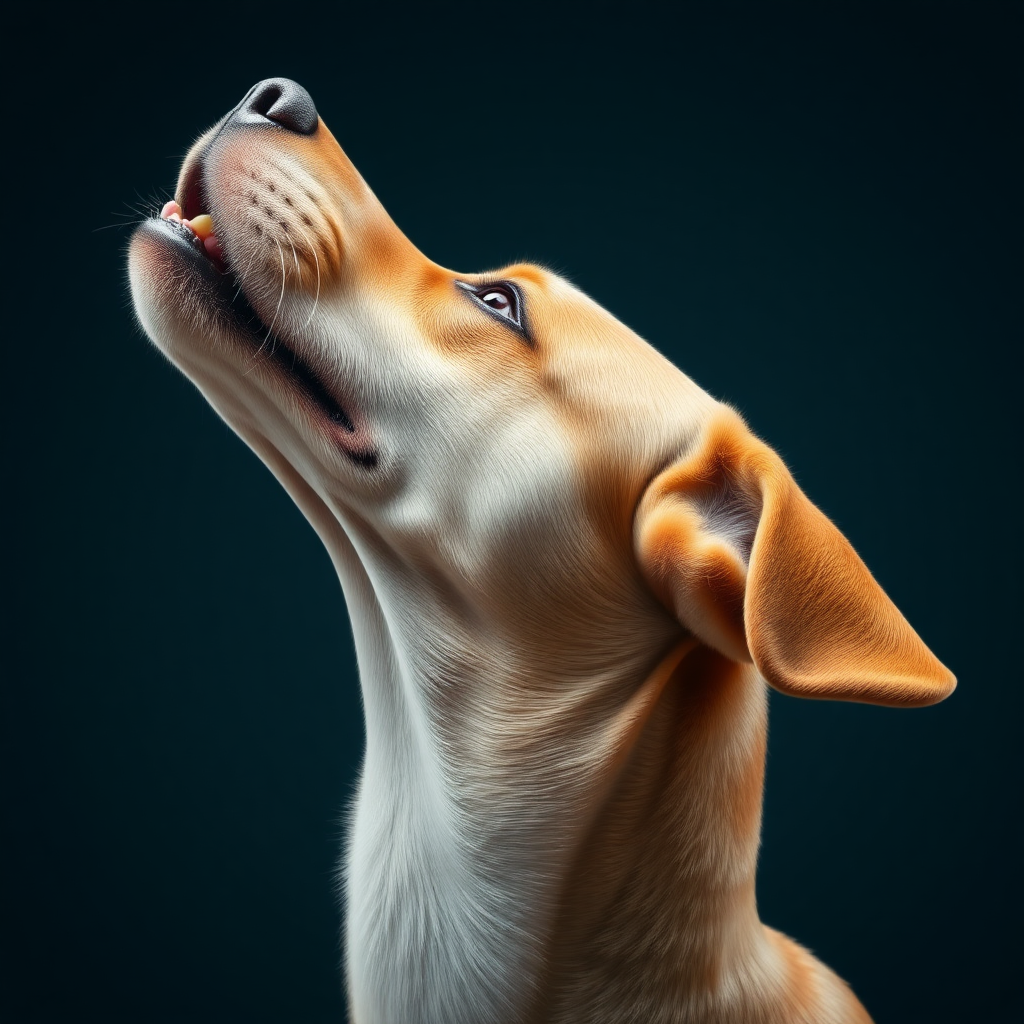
457,280,527,336
479,288,513,318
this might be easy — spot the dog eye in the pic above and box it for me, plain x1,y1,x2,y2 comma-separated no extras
480,289,514,319
457,280,527,335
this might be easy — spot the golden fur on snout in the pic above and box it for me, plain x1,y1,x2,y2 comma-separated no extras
128,80,954,1024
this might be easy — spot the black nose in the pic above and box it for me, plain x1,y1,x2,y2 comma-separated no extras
236,78,318,135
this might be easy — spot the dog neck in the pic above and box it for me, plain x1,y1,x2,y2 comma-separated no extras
334,531,783,1024
536,644,778,1023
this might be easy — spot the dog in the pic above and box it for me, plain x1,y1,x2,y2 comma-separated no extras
128,78,955,1024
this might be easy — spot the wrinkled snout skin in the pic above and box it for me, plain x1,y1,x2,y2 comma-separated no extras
129,82,952,1024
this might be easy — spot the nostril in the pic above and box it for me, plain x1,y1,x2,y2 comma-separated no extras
239,78,318,135
251,84,283,118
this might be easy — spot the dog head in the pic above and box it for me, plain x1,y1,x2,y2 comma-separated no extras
129,79,954,710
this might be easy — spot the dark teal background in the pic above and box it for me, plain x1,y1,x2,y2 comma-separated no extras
5,4,1020,1022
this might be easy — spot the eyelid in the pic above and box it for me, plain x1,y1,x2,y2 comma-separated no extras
455,279,532,343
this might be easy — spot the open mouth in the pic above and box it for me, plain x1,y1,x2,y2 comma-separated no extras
145,164,376,467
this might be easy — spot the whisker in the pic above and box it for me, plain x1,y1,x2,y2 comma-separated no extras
97,194,169,233
133,188,162,215
252,239,288,365
270,239,288,352
232,245,261,305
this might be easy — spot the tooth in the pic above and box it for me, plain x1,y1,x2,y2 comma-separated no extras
160,200,183,220
189,214,214,240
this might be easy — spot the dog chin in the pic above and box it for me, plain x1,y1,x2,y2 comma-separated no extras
128,216,251,347
128,214,378,469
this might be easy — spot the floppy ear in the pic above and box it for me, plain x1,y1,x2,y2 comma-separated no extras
635,409,955,707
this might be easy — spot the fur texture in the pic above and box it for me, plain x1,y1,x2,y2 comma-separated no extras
128,80,954,1023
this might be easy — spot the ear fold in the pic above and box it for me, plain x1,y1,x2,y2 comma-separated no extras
635,409,955,707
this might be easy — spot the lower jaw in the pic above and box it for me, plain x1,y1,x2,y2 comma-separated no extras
135,216,378,469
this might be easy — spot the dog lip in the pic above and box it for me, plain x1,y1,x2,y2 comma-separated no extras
141,215,234,294
163,213,209,257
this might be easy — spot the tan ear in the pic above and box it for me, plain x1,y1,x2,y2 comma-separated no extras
636,409,955,707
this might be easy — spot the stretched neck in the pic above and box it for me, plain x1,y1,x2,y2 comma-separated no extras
343,569,773,1024
536,645,771,1022
276,471,862,1024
